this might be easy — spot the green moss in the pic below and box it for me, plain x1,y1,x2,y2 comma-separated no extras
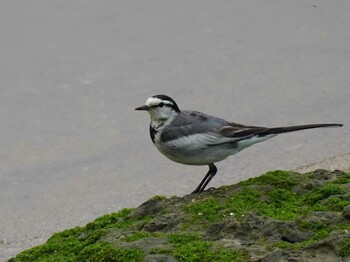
184,198,224,223
320,196,350,212
210,248,249,262
147,195,168,201
230,171,311,219
172,241,210,261
305,184,345,204
305,228,331,244
10,208,138,262
184,171,349,226
172,241,249,262
272,224,332,250
168,234,250,262
150,247,174,255
274,226,331,251
168,233,200,246
298,220,328,232
340,239,350,257
225,187,261,218
86,208,134,230
124,231,161,242
225,187,306,220
76,242,144,262
185,183,310,222
260,189,306,220
154,233,250,261
96,209,154,231
333,173,350,184
336,223,350,231
240,170,298,189
11,227,86,261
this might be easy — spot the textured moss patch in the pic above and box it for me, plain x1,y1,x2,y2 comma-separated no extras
76,242,144,262
306,184,344,204
9,208,146,262
172,240,248,262
165,233,249,262
320,196,350,212
168,232,200,245
240,170,299,189
333,173,350,184
184,170,345,222
184,198,225,223
340,239,350,257
147,195,168,201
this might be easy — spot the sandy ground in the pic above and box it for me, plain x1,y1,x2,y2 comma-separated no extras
1,1,349,260
295,153,350,173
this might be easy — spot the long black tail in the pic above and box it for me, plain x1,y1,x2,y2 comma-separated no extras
259,123,343,136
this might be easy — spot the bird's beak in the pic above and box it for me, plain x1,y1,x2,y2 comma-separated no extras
135,105,149,111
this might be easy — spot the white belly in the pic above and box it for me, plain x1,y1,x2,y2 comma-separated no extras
155,134,275,166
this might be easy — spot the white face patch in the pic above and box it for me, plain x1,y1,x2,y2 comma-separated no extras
144,96,178,124
145,97,174,108
145,97,162,107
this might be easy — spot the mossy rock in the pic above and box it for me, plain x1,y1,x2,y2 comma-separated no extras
9,170,350,262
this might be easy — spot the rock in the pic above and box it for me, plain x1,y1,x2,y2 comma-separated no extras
131,198,168,218
9,169,350,262
342,205,350,219
204,222,226,240
279,223,310,243
120,237,172,254
143,213,183,232
260,249,301,262
143,254,176,262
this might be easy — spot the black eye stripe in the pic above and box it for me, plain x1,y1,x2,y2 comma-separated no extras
149,101,176,109
154,102,173,108
164,103,174,108
151,95,181,113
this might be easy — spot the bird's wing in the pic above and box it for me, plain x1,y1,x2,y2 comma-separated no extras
161,118,267,149
161,131,228,150
219,122,268,139
162,112,271,148
161,111,230,142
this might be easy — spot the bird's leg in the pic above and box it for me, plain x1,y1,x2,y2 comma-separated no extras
191,163,217,194
199,164,218,192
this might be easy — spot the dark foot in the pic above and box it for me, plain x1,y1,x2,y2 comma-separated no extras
191,188,201,194
191,164,217,194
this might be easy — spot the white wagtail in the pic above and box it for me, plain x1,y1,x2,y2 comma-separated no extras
135,94,342,194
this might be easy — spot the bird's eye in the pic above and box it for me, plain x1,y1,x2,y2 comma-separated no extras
158,102,164,107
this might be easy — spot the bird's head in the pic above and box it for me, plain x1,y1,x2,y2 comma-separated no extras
135,95,180,123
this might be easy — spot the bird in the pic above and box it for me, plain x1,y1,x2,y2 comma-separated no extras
135,94,342,194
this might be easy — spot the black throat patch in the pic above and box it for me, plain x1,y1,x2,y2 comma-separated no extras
149,125,158,143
